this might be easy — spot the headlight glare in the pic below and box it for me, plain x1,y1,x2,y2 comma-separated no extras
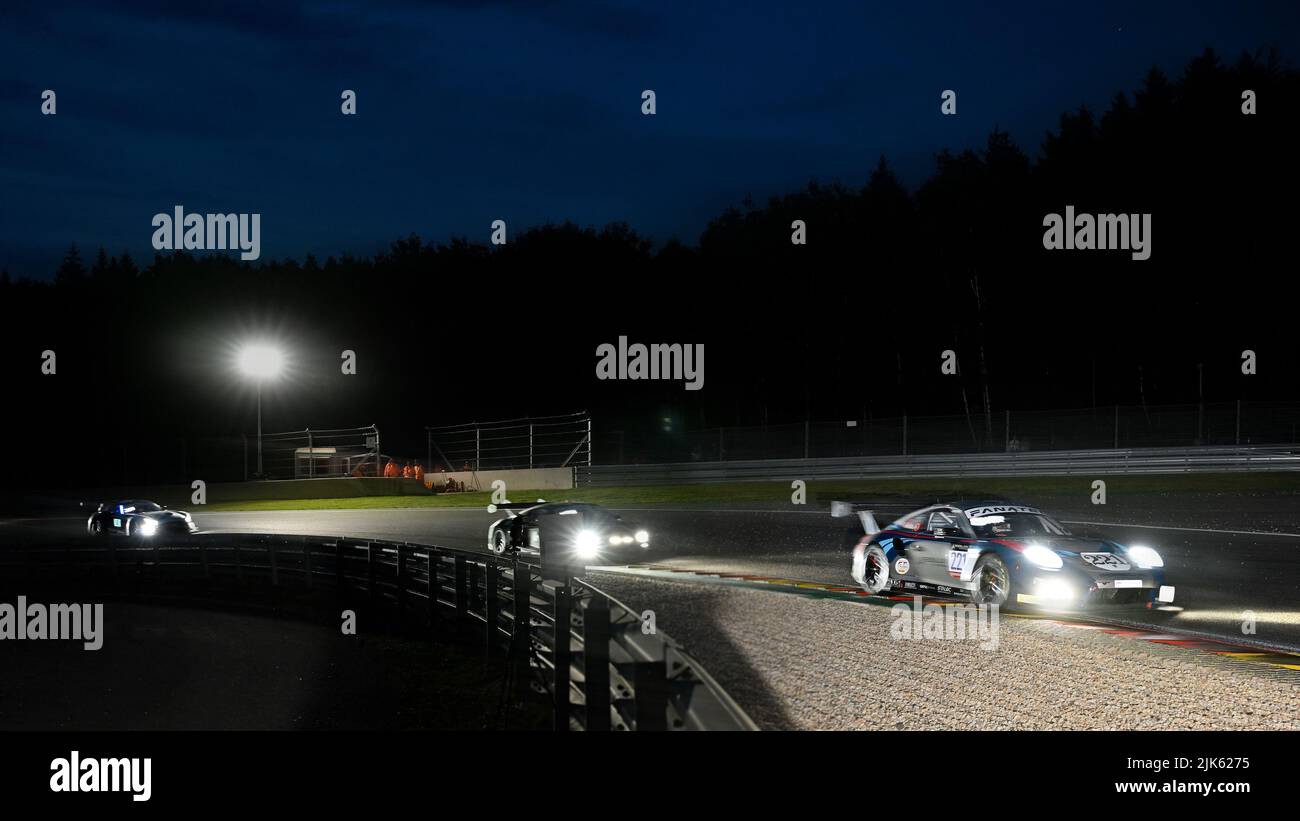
1023,543,1063,569
1126,545,1163,568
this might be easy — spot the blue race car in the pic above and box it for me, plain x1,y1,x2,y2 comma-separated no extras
837,500,1173,609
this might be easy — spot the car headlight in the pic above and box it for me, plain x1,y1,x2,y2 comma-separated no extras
1126,545,1163,569
573,529,601,560
1022,543,1062,569
139,518,159,537
635,530,650,544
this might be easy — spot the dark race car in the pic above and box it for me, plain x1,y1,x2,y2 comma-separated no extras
486,501,650,564
837,499,1173,610
86,500,199,538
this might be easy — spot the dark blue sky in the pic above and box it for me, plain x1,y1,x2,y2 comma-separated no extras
3,0,1297,277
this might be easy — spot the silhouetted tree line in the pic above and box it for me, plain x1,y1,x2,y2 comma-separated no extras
1,48,1297,487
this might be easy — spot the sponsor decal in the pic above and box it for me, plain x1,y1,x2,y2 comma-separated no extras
1081,552,1131,571
894,557,910,575
963,505,1042,518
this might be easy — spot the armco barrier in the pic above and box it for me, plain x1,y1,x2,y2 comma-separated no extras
0,533,755,732
576,444,1300,486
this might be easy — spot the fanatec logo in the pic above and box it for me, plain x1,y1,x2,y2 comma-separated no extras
595,336,704,391
151,205,261,260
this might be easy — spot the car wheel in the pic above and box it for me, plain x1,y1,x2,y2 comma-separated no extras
90,520,104,537
971,555,1012,606
851,543,891,594
490,529,509,555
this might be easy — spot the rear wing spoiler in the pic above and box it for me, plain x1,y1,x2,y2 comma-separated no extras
831,501,882,537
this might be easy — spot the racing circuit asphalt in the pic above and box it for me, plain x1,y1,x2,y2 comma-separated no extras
6,495,1298,650
3,493,1298,730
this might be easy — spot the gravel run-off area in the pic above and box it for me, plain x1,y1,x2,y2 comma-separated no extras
590,573,1300,731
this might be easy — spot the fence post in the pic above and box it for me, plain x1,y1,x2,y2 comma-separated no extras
307,429,313,479
553,582,571,731
529,423,534,469
587,417,592,468
475,425,480,471
632,660,669,731
583,594,610,731
512,560,531,698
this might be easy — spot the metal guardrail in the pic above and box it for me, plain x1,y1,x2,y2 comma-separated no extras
0,533,755,731
577,444,1300,485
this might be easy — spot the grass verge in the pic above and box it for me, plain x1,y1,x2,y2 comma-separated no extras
201,471,1300,512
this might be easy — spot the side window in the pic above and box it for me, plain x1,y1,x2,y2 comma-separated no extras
926,510,968,538
894,515,925,533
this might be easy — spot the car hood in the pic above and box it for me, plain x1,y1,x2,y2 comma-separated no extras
140,510,189,521
989,536,1121,556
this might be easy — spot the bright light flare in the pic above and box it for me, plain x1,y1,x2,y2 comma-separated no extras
237,344,285,380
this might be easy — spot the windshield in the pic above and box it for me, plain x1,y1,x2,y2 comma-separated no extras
119,501,162,513
969,512,1071,539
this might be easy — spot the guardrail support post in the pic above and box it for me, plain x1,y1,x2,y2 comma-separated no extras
553,583,571,731
454,556,468,628
366,542,377,604
583,595,610,731
396,545,408,624
485,562,500,656
632,661,669,731
427,549,439,634
335,542,345,605
512,560,531,698
302,538,312,589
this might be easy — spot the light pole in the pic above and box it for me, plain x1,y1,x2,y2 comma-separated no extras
238,344,285,479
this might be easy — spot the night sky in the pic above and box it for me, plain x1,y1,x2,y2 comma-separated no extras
4,0,1298,277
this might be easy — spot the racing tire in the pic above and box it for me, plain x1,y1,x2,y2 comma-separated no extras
90,520,105,538
490,528,509,555
851,543,891,594
970,554,1012,606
